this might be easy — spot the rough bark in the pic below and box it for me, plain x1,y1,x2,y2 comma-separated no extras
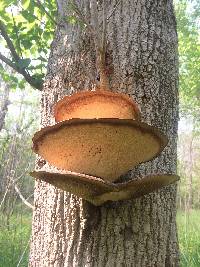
30,0,179,266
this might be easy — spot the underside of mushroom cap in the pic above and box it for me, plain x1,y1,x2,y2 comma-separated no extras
32,118,168,182
30,170,179,206
54,90,141,121
94,174,180,205
30,169,114,200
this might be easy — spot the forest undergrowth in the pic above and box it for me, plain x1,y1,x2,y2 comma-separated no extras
0,209,199,267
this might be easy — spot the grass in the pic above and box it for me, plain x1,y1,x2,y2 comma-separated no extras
0,212,32,267
177,210,200,267
0,210,199,266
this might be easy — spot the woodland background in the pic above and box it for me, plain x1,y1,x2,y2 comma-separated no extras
0,0,199,266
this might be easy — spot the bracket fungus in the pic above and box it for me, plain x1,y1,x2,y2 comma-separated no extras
54,90,141,121
31,3,179,204
32,118,167,182
30,170,179,206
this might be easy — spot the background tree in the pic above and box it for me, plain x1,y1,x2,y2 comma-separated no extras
0,87,39,225
0,84,39,266
175,0,200,211
175,0,200,120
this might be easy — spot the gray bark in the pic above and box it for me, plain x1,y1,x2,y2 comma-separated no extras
29,0,179,266
0,82,10,132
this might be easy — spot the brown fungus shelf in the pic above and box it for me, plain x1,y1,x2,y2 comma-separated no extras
30,170,179,206
32,118,168,182
54,90,141,122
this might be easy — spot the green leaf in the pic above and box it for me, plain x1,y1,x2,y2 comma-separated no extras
37,56,47,62
0,0,15,11
18,79,26,89
21,39,33,49
32,73,45,80
10,75,18,83
0,0,56,90
21,10,35,23
16,58,31,69
175,0,200,120
21,0,30,9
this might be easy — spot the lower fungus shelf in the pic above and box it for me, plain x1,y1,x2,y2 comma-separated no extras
30,170,179,206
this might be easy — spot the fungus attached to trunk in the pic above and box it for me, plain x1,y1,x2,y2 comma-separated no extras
32,118,167,182
30,0,179,205
30,170,179,206
54,90,141,121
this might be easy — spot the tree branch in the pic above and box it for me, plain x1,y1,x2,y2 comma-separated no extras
19,3,47,26
35,0,57,25
0,53,19,72
0,53,43,90
10,176,34,210
0,21,43,90
0,82,10,132
0,20,20,62
11,9,23,58
0,183,10,210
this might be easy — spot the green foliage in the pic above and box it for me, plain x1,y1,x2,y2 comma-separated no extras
0,212,32,267
16,58,31,70
177,210,200,266
0,86,39,224
177,128,200,210
0,0,57,89
0,210,199,267
175,0,200,120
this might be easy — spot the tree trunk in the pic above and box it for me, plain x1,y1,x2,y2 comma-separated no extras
0,82,10,132
187,135,193,211
29,1,179,266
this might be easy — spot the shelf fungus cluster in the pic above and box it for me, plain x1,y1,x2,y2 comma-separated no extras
31,89,179,206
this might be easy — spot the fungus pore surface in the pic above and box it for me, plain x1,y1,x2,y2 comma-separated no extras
54,90,141,121
33,118,168,182
30,170,179,206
